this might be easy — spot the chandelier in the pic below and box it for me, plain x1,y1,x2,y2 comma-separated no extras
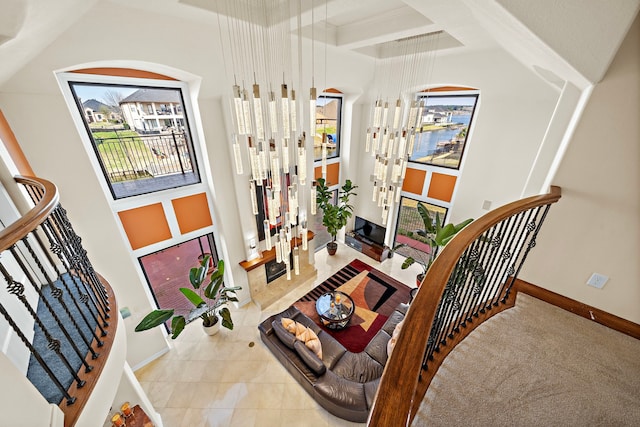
217,0,321,280
366,31,441,225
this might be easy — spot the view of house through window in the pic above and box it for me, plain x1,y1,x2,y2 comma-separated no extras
139,234,218,331
314,95,342,161
393,197,448,265
410,94,478,169
69,82,201,199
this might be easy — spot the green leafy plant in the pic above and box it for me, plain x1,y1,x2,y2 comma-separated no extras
393,202,473,280
134,257,241,339
315,178,358,244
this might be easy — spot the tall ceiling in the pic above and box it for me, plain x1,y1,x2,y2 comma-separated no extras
0,0,638,89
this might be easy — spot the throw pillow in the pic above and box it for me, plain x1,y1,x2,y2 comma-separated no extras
281,317,296,333
304,328,323,360
272,319,297,349
280,318,323,360
386,319,404,357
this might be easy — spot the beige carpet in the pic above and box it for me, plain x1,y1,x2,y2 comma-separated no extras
413,294,640,426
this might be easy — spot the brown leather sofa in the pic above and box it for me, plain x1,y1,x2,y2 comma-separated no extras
258,303,409,422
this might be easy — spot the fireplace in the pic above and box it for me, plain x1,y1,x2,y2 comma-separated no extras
265,259,287,283
239,230,317,309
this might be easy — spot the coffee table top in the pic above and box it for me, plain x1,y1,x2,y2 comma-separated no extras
315,291,355,330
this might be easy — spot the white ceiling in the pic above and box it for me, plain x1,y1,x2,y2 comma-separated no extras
0,0,638,89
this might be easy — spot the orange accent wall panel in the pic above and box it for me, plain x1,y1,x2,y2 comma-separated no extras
172,193,213,234
402,168,427,195
118,203,172,250
314,163,340,186
70,68,176,80
427,172,457,202
0,110,35,176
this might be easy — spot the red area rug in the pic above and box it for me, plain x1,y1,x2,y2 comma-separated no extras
294,259,411,353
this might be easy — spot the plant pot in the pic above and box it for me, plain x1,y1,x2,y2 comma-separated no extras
202,319,220,335
416,273,425,287
326,241,338,256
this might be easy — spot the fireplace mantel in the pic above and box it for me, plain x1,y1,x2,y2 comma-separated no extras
239,231,315,272
239,231,317,309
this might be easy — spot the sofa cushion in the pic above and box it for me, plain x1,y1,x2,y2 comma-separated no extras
381,304,409,335
275,318,323,359
293,340,326,375
310,333,342,370
332,351,384,383
364,329,392,366
272,319,298,349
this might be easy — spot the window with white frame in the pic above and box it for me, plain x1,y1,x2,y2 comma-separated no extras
313,95,342,161
409,94,478,170
66,80,201,199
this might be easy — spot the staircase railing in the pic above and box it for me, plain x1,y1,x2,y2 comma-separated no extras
0,176,117,427
368,186,561,426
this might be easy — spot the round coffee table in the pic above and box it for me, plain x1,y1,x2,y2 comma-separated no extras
315,291,355,330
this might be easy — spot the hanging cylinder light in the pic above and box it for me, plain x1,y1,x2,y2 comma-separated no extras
301,221,308,250
217,0,329,259
293,247,300,275
365,31,441,223
263,220,272,250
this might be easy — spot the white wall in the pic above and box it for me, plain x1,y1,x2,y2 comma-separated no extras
0,0,375,368
0,2,636,384
352,47,560,231
522,15,640,324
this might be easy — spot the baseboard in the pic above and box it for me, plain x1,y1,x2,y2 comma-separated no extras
515,279,640,340
130,346,170,372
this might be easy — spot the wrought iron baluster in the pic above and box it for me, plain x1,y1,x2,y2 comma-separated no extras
28,231,99,362
0,260,85,392
48,206,110,319
502,204,552,302
0,300,76,405
40,217,108,342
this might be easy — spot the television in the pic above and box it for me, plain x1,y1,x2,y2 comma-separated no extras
353,216,386,246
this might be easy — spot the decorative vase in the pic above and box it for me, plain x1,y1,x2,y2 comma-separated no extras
202,320,220,335
326,241,338,256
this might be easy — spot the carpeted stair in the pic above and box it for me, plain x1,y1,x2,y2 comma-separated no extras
26,273,99,404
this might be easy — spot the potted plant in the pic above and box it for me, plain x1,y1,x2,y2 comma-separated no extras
135,256,241,338
393,202,473,286
315,178,358,255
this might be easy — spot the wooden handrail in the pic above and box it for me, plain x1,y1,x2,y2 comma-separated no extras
368,186,561,426
59,273,118,427
0,176,59,252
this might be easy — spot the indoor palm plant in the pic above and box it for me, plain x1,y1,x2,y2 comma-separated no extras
393,202,473,286
135,256,241,338
315,177,358,255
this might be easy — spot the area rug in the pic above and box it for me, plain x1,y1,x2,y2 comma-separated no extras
294,259,411,353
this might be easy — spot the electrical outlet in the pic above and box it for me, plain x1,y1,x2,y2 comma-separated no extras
587,273,608,289
482,200,492,210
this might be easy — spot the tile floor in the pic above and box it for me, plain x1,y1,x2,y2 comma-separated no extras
134,243,420,427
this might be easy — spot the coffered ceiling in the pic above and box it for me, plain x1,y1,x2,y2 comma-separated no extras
0,0,638,89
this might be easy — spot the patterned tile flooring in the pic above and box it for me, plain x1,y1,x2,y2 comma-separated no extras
134,242,420,427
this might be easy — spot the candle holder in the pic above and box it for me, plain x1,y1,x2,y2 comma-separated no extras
121,402,134,418
111,413,125,427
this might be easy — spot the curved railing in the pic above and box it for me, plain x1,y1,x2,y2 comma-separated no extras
369,186,561,426
0,176,117,427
